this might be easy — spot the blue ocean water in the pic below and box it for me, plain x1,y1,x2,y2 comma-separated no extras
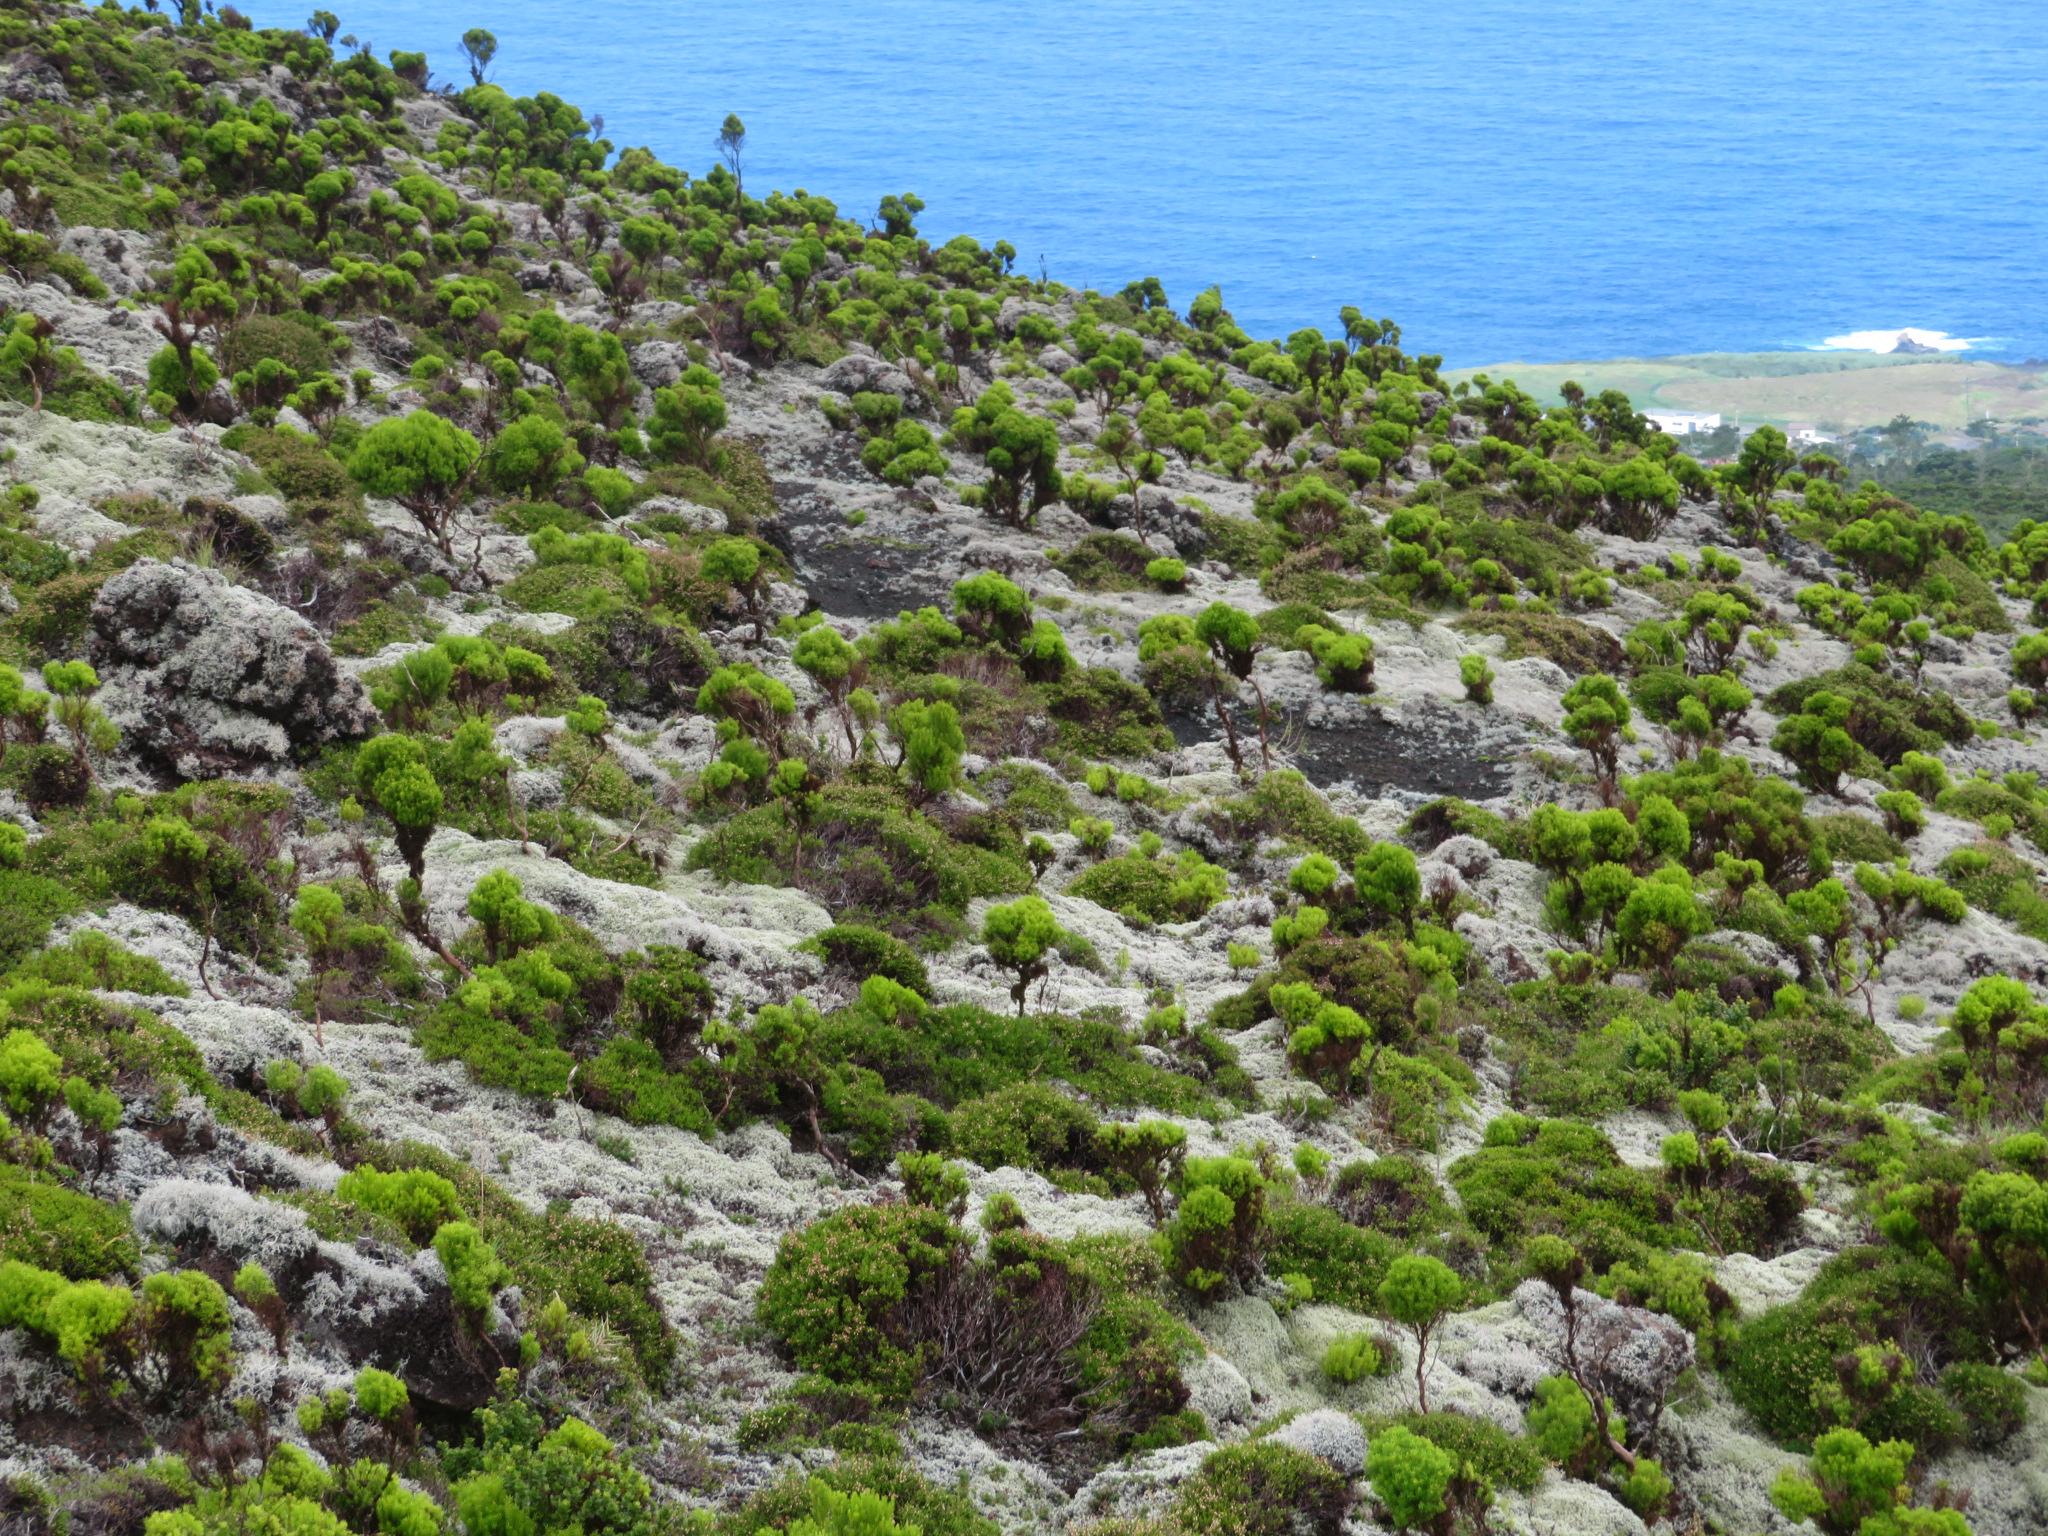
299,0,2047,367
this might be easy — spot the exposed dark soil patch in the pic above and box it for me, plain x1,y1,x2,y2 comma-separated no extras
770,479,954,619
1289,709,1516,799
1171,699,1519,799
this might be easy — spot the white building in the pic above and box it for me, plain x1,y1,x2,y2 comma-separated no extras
1644,410,1721,435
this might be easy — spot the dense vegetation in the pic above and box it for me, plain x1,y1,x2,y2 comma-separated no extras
0,3,2044,1535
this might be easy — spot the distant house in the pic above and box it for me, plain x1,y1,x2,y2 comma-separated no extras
1644,410,1720,435
1789,423,1837,445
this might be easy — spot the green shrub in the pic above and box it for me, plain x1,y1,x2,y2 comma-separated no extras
797,924,931,997
947,1081,1100,1181
1172,1441,1348,1536
1938,777,2048,850
8,930,187,996
1146,558,1188,591
0,1165,137,1278
1624,750,1813,887
1322,1332,1384,1384
334,1166,464,1245
1725,1286,1968,1451
1361,1409,1545,1495
28,809,281,964
1765,663,1974,764
755,1203,961,1404
1940,1361,2027,1449
1405,796,1526,861
219,314,338,379
718,1455,998,1536
1039,666,1175,757
1452,610,1622,675
978,763,1079,830
1447,1118,1673,1270
1068,850,1229,923
1257,602,1341,647
500,561,638,621
1942,839,2048,943
377,1140,672,1385
433,1221,507,1324
686,780,1031,930
1164,1155,1275,1300
0,1261,132,1375
1265,1201,1398,1310
221,423,355,507
1329,1155,1455,1244
450,1408,658,1536
1810,813,1906,868
1365,1425,1453,1533
1218,770,1371,863
1050,533,1151,592
577,1036,714,1136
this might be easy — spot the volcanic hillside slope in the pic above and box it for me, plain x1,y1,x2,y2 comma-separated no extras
6,8,2048,1536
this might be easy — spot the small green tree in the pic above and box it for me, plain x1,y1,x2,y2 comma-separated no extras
700,537,768,639
1561,672,1631,786
1773,691,1859,794
0,313,66,412
952,383,1064,528
786,1482,922,1536
2012,632,2048,690
1019,619,1071,682
1164,1154,1271,1299
459,27,497,85
892,698,964,797
1355,842,1421,936
135,1269,232,1408
1601,454,1682,539
40,661,115,784
1613,869,1706,985
144,815,228,998
433,1220,507,1330
0,1028,61,1129
646,365,728,466
1322,1332,1383,1384
290,883,348,1044
146,342,219,421
1366,1425,1454,1533
485,414,583,499
234,1262,288,1357
466,869,559,963
792,624,861,758
355,735,444,884
347,411,481,564
1377,1254,1462,1411
952,570,1033,647
1195,601,1268,771
715,113,748,222
1769,1428,1962,1536
982,895,1064,1016
1460,653,1495,704
1094,1118,1187,1221
370,646,453,726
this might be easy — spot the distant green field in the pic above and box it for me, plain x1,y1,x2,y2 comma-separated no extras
1444,351,2048,432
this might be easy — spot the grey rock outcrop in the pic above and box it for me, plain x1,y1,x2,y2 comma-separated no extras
90,558,381,778
1512,1280,1695,1442
819,352,919,404
132,1180,521,1408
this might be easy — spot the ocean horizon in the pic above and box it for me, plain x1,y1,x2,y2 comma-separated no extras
282,0,2046,368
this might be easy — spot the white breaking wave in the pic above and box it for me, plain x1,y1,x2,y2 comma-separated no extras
1814,327,1978,352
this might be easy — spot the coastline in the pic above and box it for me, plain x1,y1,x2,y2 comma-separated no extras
1444,349,2046,431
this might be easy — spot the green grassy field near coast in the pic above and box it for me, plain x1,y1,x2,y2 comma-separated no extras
1446,350,2048,432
